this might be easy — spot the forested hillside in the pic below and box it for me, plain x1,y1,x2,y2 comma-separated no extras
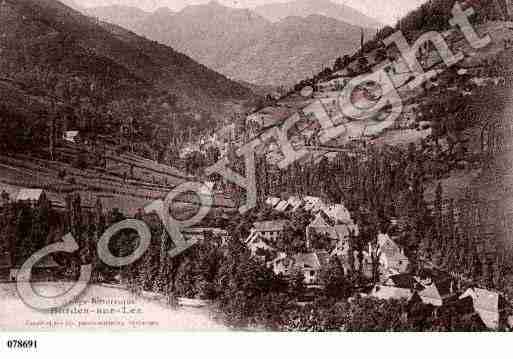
0,0,253,155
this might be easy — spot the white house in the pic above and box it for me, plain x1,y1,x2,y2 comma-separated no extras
323,204,352,224
370,274,425,301
265,250,330,284
16,188,45,204
460,288,506,330
306,213,350,251
63,130,80,143
182,228,230,245
308,213,330,229
418,277,455,307
292,251,329,285
249,220,289,242
267,252,294,276
287,196,304,212
303,196,325,212
265,197,281,208
370,233,410,275
245,232,277,261
370,285,414,301
275,200,292,212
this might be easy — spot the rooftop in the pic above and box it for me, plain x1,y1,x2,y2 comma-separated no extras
253,220,290,232
16,188,44,202
293,251,329,271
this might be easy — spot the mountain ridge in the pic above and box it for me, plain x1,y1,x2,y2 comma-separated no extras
86,1,375,86
0,0,253,144
253,0,382,28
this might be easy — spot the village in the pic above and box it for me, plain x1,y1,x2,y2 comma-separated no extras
1,185,511,331
240,193,510,330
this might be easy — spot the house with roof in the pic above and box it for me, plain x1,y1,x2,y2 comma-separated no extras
274,200,292,212
388,274,425,290
418,276,456,307
16,188,47,207
370,274,424,301
287,196,304,212
460,288,507,330
265,197,281,208
323,204,353,224
336,248,375,279
16,188,44,202
63,130,80,143
370,284,415,301
182,228,230,245
370,272,459,308
292,251,330,285
245,232,277,262
267,252,294,276
432,294,489,330
303,196,326,212
308,212,330,229
249,220,289,242
306,213,350,251
330,236,351,258
370,233,410,275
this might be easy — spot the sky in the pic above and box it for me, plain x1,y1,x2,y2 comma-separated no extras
69,0,428,25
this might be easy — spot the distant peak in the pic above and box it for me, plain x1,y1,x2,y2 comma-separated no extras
298,0,331,3
154,6,173,15
182,0,228,13
292,0,333,5
206,0,224,8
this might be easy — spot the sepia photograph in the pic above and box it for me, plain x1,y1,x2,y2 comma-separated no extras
1,0,513,342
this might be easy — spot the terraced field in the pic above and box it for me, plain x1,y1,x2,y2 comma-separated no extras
0,144,235,216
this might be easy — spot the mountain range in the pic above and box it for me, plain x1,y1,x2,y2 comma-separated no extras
253,0,381,27
0,0,252,130
85,0,377,86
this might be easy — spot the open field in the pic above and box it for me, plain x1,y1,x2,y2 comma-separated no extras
0,145,235,216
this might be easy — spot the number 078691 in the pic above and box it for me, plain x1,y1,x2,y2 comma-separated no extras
6,339,37,350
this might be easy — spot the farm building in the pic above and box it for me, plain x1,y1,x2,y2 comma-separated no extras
460,288,508,330
249,220,290,242
63,130,80,143
16,188,44,202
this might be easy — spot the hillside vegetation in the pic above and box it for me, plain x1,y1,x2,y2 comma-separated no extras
0,0,253,155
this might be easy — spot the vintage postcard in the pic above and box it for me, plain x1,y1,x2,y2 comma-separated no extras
1,0,513,339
